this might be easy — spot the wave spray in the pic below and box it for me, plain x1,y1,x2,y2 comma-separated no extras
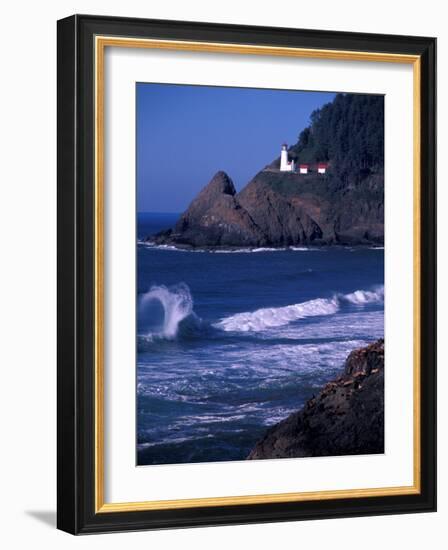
139,283,194,339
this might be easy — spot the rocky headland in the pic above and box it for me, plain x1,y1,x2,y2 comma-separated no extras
149,169,384,248
247,339,384,460
145,94,384,249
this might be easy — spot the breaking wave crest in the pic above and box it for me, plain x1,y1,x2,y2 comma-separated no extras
139,283,196,340
138,283,384,339
341,286,384,305
215,285,384,332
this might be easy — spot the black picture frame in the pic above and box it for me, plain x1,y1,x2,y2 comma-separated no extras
57,14,436,534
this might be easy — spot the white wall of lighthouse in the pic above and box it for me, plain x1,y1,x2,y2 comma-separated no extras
280,144,295,172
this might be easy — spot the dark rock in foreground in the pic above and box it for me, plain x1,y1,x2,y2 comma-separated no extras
247,339,384,460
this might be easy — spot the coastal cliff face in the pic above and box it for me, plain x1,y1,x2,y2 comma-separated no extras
151,168,383,247
247,339,384,460
157,171,267,247
149,94,384,248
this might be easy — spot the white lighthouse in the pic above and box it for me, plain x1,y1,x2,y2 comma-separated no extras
280,143,295,172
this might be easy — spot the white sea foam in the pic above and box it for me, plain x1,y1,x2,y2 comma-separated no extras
216,297,339,332
212,248,262,254
342,286,384,305
215,285,384,332
213,247,286,254
214,246,323,254
252,247,285,252
139,242,185,251
139,242,206,252
138,283,384,337
289,246,322,252
140,242,324,254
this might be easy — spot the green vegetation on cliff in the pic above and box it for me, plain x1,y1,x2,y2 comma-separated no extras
289,93,384,185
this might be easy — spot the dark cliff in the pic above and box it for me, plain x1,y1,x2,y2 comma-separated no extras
157,171,266,247
149,94,384,248
247,339,384,460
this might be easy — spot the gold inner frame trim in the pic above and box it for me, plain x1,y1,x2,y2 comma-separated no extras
94,35,421,514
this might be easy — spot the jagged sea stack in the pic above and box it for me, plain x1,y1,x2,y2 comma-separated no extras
153,171,267,248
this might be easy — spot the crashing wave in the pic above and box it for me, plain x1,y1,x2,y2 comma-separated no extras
139,283,195,339
342,286,384,305
138,283,384,337
215,298,339,332
215,285,384,332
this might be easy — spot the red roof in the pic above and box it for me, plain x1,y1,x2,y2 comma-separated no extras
299,164,309,168
318,163,328,168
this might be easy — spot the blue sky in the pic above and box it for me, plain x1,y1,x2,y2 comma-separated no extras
137,83,335,213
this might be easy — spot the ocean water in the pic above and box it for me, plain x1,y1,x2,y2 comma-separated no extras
137,213,385,465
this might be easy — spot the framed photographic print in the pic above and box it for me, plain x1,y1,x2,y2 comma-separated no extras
57,14,436,534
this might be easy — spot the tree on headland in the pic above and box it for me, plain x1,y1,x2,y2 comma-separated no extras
290,93,384,186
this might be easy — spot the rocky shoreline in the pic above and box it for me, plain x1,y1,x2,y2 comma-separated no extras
140,239,384,253
247,339,384,460
148,171,384,249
